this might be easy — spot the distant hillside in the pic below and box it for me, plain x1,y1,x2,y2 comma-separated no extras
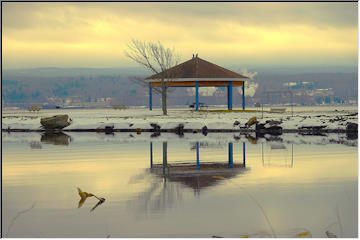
2,67,357,108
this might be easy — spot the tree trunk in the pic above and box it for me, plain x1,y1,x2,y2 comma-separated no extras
161,80,167,115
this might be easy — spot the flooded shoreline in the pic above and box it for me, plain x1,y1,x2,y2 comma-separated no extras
2,111,358,237
2,107,358,134
3,132,357,237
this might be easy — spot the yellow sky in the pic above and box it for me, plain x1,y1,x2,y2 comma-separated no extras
2,2,358,69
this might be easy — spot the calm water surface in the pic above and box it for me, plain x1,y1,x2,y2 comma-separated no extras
2,133,358,237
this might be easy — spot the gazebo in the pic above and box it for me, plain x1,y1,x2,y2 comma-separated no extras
145,55,249,111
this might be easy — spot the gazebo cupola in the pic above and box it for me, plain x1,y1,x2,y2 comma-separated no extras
146,55,248,111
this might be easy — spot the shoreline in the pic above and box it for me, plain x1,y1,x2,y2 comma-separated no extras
2,107,358,136
2,127,355,134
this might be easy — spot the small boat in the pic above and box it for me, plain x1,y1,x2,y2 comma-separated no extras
270,107,286,113
40,114,72,130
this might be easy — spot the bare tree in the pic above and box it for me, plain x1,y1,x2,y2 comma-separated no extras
125,39,180,115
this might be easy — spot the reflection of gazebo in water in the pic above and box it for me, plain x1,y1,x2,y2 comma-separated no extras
149,141,247,194
146,55,249,111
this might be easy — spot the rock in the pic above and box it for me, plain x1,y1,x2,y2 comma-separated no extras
266,125,282,135
40,115,72,130
233,120,240,127
174,124,184,136
202,126,208,136
256,123,266,132
265,120,282,126
298,125,326,135
346,122,358,140
346,112,358,117
256,123,282,135
150,132,161,138
346,122,358,132
246,117,257,127
150,123,161,132
104,126,114,134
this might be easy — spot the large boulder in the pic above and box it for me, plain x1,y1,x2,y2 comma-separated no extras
40,115,72,130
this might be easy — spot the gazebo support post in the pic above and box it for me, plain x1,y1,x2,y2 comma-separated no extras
149,83,152,111
242,82,245,110
228,142,233,168
196,142,200,170
195,81,199,111
227,81,233,110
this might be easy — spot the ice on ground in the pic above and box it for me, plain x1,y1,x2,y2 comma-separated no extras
2,106,357,131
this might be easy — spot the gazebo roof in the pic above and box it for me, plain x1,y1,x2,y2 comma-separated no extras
146,56,248,82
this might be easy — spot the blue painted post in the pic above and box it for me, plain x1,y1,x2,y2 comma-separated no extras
196,142,200,170
228,142,233,168
195,81,199,111
149,83,152,111
242,82,245,110
243,142,246,167
228,81,233,110
150,142,153,168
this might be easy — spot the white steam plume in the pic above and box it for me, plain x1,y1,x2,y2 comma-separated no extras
187,87,217,96
238,68,259,97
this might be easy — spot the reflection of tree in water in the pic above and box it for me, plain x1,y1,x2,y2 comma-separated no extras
127,173,183,216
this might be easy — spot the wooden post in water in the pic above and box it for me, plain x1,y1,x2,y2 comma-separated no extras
150,142,153,168
243,142,246,167
162,142,167,177
196,142,200,170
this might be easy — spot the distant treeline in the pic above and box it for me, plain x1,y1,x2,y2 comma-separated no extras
2,69,358,107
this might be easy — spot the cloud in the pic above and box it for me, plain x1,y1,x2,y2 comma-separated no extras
2,2,357,69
